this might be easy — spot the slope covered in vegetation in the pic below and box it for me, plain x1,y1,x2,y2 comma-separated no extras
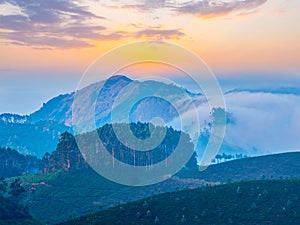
59,179,300,225
0,178,41,224
0,147,40,178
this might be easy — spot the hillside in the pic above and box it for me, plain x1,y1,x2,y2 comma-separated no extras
0,147,40,178
0,178,42,225
21,123,199,224
21,168,209,224
21,150,300,224
58,179,300,225
0,119,71,157
188,152,300,183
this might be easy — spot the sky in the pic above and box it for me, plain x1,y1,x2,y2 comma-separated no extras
0,0,300,114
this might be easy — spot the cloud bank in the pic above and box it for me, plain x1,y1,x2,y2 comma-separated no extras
224,90,300,155
172,88,300,157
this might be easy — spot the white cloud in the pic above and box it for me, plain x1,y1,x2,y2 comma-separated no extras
224,91,300,155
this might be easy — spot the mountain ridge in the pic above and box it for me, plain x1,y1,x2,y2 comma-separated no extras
225,86,300,96
28,75,207,128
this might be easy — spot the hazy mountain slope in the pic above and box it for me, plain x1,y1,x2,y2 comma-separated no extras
0,113,31,124
58,179,300,225
4,75,300,159
0,146,40,178
0,120,72,157
29,75,206,129
30,94,74,126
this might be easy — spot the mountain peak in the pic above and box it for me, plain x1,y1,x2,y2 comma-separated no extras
106,75,132,83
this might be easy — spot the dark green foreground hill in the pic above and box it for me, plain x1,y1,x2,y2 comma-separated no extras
21,152,300,224
59,179,300,225
0,178,42,225
188,151,300,182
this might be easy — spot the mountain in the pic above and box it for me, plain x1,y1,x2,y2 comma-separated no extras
58,179,300,225
30,75,206,129
3,75,300,159
225,86,300,96
0,75,232,158
0,113,31,124
0,146,40,178
0,120,72,158
8,75,206,158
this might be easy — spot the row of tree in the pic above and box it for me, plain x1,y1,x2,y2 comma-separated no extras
40,122,198,173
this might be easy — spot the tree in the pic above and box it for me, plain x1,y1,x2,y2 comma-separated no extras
40,132,87,172
211,107,226,125
0,177,8,196
9,178,25,202
0,178,31,220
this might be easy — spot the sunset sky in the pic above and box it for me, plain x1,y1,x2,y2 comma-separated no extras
0,0,299,114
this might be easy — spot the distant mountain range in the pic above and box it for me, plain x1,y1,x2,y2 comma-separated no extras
1,75,300,158
1,76,299,224
30,75,206,128
0,113,31,124
0,119,71,158
0,75,207,157
225,86,300,96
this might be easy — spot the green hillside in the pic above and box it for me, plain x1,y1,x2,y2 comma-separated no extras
20,123,199,224
182,152,300,182
59,179,300,225
0,177,42,225
21,168,207,224
10,125,300,224
21,152,300,224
